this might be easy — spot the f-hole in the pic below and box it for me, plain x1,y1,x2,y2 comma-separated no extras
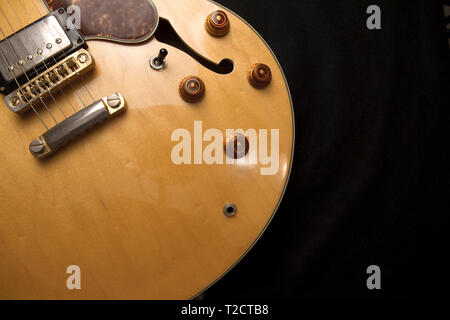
154,18,234,74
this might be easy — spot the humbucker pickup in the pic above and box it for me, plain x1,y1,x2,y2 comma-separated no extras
0,8,87,96
5,49,94,113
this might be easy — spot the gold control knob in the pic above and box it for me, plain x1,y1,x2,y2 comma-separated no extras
248,63,272,88
179,76,206,103
205,10,230,37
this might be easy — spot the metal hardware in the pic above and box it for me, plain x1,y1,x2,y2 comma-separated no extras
9,96,20,107
223,203,237,217
0,15,70,84
77,53,88,63
29,139,45,154
0,9,87,95
30,93,126,159
5,49,94,113
150,48,168,71
106,94,122,108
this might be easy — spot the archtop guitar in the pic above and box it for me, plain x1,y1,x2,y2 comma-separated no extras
0,0,294,299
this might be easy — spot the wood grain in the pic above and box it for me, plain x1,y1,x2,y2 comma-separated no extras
0,0,294,299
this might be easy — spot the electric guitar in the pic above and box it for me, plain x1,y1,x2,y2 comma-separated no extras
0,0,294,299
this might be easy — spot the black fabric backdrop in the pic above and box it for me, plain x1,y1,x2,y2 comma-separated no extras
204,0,450,300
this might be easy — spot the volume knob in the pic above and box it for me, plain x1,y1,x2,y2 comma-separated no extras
248,63,272,88
179,76,206,103
205,10,230,37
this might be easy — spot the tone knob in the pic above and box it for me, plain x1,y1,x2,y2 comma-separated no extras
224,134,249,159
179,76,206,103
205,10,230,37
248,63,272,88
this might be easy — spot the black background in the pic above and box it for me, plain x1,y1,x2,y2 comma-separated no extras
204,0,450,300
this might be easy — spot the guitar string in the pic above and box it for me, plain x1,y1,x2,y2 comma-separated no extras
0,23,58,125
0,47,48,129
28,0,96,105
24,0,89,109
7,0,77,113
16,0,80,112
1,5,68,119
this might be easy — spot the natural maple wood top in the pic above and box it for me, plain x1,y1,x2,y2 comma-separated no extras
0,0,294,299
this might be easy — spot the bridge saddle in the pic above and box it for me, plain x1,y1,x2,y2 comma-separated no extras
5,49,94,113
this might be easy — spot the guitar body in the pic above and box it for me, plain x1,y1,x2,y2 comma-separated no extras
0,0,293,299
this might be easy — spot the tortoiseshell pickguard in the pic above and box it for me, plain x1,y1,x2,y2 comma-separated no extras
44,0,158,42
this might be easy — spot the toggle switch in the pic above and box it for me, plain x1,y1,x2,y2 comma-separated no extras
150,48,168,71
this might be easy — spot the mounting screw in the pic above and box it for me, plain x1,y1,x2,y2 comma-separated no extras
77,53,88,63
9,96,20,107
106,94,121,108
223,203,237,217
29,139,44,154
